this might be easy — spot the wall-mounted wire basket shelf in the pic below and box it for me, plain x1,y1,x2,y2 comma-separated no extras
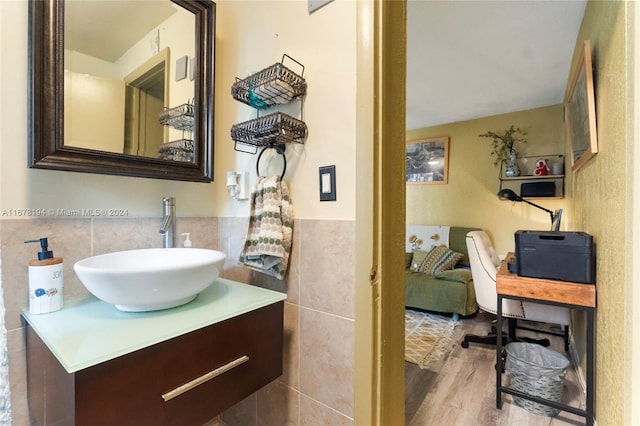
231,54,306,110
231,112,307,154
159,103,194,131
158,139,195,162
498,154,565,198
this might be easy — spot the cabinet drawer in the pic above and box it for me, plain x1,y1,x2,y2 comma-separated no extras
27,302,284,426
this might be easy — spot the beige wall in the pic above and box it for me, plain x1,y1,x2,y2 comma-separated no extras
0,0,357,220
64,72,126,152
0,0,364,424
406,105,565,254
214,0,358,220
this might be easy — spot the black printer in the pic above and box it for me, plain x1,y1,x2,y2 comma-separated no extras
514,230,595,284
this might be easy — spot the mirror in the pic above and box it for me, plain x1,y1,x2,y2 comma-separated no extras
28,0,215,182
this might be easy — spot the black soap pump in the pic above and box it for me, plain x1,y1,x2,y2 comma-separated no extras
24,238,64,314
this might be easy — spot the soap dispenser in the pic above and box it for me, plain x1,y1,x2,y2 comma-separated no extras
181,233,192,248
24,238,63,314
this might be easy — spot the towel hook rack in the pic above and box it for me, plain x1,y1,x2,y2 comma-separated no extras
256,146,287,180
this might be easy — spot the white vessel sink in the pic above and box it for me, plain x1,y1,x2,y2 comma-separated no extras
74,248,226,312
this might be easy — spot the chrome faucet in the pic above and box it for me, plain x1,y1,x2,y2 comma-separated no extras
159,197,176,248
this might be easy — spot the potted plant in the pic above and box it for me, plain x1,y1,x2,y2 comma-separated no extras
479,125,528,176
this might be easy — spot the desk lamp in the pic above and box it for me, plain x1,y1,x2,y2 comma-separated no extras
497,188,562,231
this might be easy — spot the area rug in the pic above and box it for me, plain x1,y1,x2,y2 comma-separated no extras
405,309,458,371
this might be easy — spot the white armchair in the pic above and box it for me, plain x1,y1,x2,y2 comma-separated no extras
462,230,570,350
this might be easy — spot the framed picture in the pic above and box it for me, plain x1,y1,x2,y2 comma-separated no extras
406,136,449,184
565,40,598,172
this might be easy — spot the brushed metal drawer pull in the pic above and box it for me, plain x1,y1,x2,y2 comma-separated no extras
161,355,250,402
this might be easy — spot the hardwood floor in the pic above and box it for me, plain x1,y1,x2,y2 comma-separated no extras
405,311,587,426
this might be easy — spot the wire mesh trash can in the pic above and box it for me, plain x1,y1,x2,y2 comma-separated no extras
505,342,570,416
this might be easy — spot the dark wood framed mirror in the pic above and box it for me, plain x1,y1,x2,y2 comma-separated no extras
28,0,215,182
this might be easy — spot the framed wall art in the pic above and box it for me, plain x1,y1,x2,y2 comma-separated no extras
406,136,449,184
565,40,598,172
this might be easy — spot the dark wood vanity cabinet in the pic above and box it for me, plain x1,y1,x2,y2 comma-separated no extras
26,302,284,426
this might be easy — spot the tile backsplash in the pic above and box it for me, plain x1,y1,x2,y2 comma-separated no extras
1,217,355,425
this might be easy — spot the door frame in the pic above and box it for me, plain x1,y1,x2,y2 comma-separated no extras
354,1,406,424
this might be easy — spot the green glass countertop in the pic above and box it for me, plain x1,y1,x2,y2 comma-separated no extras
21,278,287,373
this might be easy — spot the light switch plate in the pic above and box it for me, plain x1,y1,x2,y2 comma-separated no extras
149,30,159,54
175,56,188,82
308,0,334,14
319,165,336,201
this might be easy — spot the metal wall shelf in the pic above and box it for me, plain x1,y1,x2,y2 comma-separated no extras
230,55,308,163
499,154,565,198
159,103,194,131
231,112,307,154
231,54,306,110
500,174,564,181
158,102,195,161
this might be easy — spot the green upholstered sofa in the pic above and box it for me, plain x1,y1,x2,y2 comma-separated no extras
405,227,479,316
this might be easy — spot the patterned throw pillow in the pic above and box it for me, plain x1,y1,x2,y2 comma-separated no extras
409,249,430,272
418,244,464,275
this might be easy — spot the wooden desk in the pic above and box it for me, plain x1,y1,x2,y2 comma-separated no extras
496,253,596,426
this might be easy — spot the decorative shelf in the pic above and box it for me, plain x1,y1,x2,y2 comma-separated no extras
231,112,307,154
158,139,195,162
499,154,565,198
158,102,195,162
231,55,306,110
500,174,564,181
230,55,308,159
159,103,194,131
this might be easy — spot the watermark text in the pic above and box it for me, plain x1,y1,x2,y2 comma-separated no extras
1,208,129,218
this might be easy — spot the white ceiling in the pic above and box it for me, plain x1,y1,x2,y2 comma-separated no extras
406,0,587,130
65,1,178,63
65,1,587,128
